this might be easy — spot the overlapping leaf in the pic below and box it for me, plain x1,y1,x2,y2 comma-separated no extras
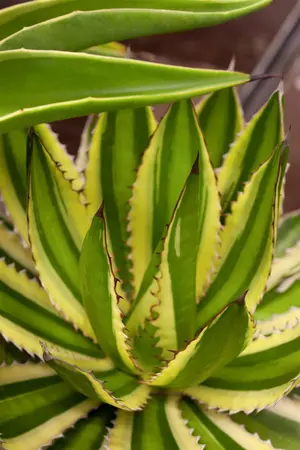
0,0,272,43
0,362,99,450
0,50,250,135
197,87,244,168
83,108,155,299
197,141,287,329
27,129,93,338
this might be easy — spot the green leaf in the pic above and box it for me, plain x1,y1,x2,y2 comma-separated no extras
0,258,103,359
44,351,151,411
0,362,98,450
180,398,273,449
196,142,287,329
276,210,300,257
149,303,251,388
83,108,155,300
0,50,249,135
127,101,202,329
194,323,300,411
110,396,202,449
196,87,244,168
27,129,93,338
233,395,300,450
0,218,36,276
255,281,300,332
218,89,284,210
80,214,138,374
152,121,220,355
0,0,272,42
50,407,114,450
0,129,28,241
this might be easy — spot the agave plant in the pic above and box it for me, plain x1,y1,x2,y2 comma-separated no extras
1,87,300,450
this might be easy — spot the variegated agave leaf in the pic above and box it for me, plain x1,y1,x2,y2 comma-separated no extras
1,88,300,450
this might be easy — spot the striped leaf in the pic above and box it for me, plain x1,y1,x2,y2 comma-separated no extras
149,303,251,388
0,335,33,365
128,101,200,299
80,214,138,374
0,217,36,276
0,362,99,450
276,209,300,257
218,89,284,210
105,396,202,450
50,407,114,450
44,352,151,412
233,392,300,450
267,244,300,292
188,323,300,412
0,129,28,241
0,258,103,359
255,281,300,333
0,1,272,42
27,129,93,338
180,398,275,449
196,87,244,168
83,108,155,299
196,142,287,329
0,50,249,136
152,125,220,354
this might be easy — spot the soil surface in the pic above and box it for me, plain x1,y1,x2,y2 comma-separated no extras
2,0,300,211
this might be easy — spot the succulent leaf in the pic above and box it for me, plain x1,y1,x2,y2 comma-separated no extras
0,218,36,276
0,0,272,43
44,351,151,412
276,209,300,257
80,214,139,374
27,129,94,338
0,362,98,450
0,129,28,241
83,108,156,299
0,259,102,359
149,303,252,388
197,142,287,328
218,89,284,210
181,398,275,449
196,87,244,168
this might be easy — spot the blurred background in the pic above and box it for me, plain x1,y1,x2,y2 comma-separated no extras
2,0,300,211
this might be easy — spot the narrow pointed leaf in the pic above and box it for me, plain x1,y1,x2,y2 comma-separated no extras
153,124,220,354
0,50,249,136
0,0,272,42
28,130,93,338
0,362,98,450
128,100,201,300
80,214,138,374
180,398,274,449
233,395,300,450
0,259,102,359
84,108,155,299
218,90,284,210
0,218,36,276
267,244,300,292
276,210,300,257
0,129,28,241
149,303,251,388
44,352,151,412
197,143,287,329
129,396,202,449
0,335,32,365
196,87,244,168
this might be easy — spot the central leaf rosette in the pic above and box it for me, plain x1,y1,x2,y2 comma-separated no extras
23,97,287,413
